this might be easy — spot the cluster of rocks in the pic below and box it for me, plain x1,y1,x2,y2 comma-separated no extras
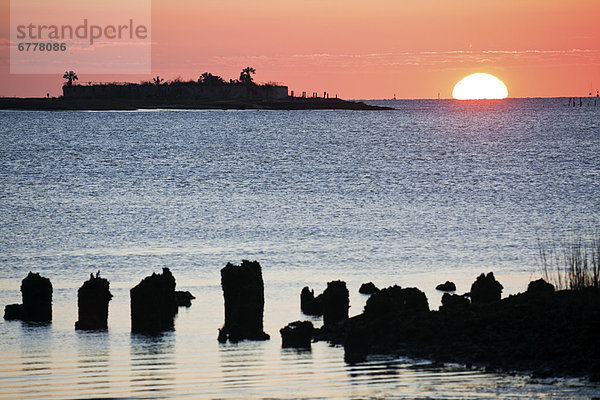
282,275,503,352
282,280,351,348
300,280,350,324
281,272,600,380
440,273,503,310
3,268,196,333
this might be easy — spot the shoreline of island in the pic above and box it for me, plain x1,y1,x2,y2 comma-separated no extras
0,96,394,111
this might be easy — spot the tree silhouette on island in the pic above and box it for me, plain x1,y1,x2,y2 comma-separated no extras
239,67,256,84
61,67,255,88
198,72,225,85
63,71,78,86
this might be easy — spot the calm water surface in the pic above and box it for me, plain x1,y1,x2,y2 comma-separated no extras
0,98,599,398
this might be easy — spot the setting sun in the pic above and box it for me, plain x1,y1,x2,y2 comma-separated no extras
453,73,508,100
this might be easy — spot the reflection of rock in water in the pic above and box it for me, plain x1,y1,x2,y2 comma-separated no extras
130,332,176,396
130,268,178,333
76,272,113,330
4,272,53,322
218,260,269,342
76,331,110,393
346,357,403,381
19,322,53,376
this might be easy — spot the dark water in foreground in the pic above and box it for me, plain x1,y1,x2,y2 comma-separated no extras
0,98,599,398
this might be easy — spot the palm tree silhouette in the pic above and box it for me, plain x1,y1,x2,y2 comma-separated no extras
152,76,164,85
239,67,256,84
63,71,78,86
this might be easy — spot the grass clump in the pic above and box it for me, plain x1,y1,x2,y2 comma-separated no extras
538,231,600,290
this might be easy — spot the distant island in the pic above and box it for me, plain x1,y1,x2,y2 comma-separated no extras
0,68,392,111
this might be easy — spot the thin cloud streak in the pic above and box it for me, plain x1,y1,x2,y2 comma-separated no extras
208,49,600,70
291,49,599,58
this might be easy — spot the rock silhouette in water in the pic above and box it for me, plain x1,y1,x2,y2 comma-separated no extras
280,321,314,348
75,272,113,330
441,293,470,310
130,268,177,333
322,280,349,326
435,281,456,292
218,260,269,343
3,272,52,322
3,304,23,320
175,291,195,307
364,286,429,318
342,285,430,363
300,286,323,316
359,282,379,295
469,272,503,304
527,279,555,295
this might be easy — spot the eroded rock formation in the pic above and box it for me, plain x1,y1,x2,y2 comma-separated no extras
527,279,555,295
363,286,429,318
300,286,323,316
435,281,456,292
469,272,503,304
359,282,379,295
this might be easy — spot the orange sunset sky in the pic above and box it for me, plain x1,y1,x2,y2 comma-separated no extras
1,0,599,99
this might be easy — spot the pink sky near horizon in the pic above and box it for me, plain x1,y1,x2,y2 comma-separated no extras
1,0,599,99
